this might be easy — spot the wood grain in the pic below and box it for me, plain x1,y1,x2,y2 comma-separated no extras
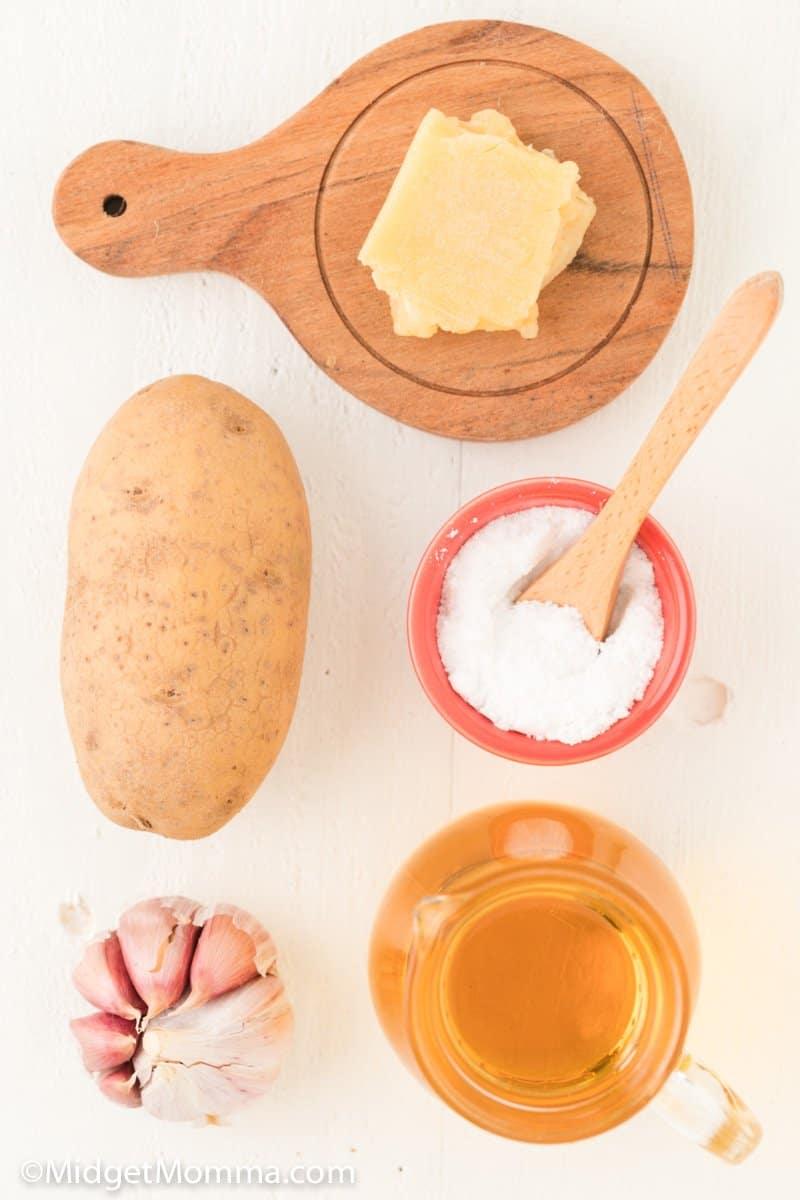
52,20,693,441
517,272,783,637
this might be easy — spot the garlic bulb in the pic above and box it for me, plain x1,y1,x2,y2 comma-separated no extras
70,897,291,1122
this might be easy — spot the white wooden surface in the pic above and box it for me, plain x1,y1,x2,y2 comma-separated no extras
2,0,799,1195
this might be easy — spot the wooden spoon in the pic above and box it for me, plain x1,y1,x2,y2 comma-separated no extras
516,272,783,639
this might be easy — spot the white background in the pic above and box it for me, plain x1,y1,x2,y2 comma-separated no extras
2,0,799,1196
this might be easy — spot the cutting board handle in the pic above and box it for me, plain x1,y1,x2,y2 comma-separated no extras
53,138,281,280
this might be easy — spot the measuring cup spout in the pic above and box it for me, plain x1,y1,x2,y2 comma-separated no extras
411,893,468,950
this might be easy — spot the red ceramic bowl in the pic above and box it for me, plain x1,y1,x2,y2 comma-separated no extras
407,478,696,765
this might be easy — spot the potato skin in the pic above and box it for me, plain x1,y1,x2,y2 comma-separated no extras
61,376,310,839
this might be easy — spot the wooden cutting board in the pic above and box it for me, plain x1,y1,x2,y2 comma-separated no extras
53,20,693,442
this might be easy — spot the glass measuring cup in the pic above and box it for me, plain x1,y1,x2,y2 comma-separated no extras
369,803,760,1161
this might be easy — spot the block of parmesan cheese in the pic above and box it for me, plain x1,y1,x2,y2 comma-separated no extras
358,108,596,339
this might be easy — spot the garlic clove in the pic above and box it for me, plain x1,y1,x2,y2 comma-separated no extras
97,1063,142,1108
72,931,144,1021
181,904,277,1010
117,897,200,1018
70,1012,138,1073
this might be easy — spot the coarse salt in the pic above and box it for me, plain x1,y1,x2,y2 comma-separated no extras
436,506,664,744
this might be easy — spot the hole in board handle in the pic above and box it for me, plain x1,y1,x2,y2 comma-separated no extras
103,194,127,217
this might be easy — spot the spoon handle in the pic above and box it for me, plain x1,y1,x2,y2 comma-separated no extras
596,271,783,549
516,272,782,639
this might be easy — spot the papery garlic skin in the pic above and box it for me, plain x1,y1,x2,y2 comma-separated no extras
142,1059,284,1123
135,975,292,1121
70,897,292,1123
142,975,290,1070
117,897,201,1018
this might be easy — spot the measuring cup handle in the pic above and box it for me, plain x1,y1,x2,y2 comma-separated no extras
652,1053,761,1163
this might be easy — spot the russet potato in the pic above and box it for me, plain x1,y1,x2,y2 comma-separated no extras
61,375,310,839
